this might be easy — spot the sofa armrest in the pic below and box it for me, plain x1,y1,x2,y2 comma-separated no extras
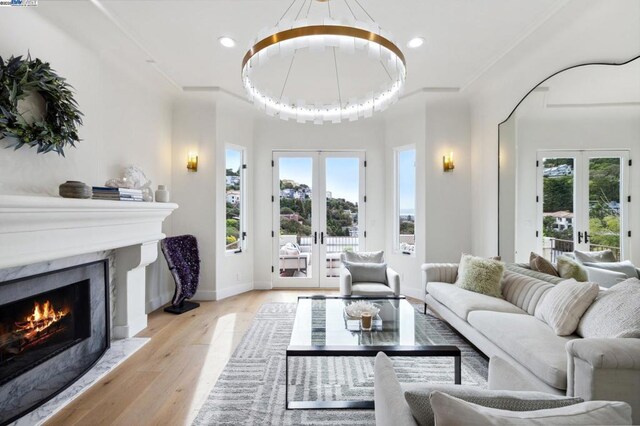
566,338,640,424
421,264,458,299
386,268,401,296
583,265,628,288
340,268,352,296
567,338,640,370
374,353,418,426
421,263,458,284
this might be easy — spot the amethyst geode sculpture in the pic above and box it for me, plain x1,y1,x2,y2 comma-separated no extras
161,234,201,314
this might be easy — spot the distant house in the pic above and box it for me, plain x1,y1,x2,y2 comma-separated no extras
226,175,240,186
543,164,573,177
226,191,241,204
280,188,295,199
280,213,302,222
543,211,574,231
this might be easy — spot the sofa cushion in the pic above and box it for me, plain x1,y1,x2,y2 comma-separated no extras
341,250,384,263
455,254,505,298
577,278,640,338
530,252,559,277
583,260,639,279
468,311,577,389
574,249,617,263
429,391,632,426
557,256,589,282
343,260,387,284
427,282,525,321
505,264,564,285
534,279,599,336
404,385,582,426
501,271,555,315
351,283,394,296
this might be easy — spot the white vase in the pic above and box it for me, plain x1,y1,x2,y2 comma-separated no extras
155,185,170,203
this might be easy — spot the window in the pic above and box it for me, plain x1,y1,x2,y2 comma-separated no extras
395,146,416,254
225,147,245,253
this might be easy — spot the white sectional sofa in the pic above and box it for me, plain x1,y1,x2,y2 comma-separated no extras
421,263,640,423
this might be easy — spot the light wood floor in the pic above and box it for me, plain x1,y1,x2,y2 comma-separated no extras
46,289,341,426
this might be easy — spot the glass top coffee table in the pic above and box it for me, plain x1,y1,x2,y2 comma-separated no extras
286,296,461,410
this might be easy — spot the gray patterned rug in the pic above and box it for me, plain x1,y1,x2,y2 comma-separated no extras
193,302,488,425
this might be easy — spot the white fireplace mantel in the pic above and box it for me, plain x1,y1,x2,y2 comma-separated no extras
0,195,178,338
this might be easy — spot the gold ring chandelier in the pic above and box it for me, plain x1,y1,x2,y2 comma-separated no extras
242,0,406,123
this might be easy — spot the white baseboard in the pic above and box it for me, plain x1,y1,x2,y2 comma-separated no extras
402,286,423,301
253,281,272,290
193,289,217,301
216,282,253,300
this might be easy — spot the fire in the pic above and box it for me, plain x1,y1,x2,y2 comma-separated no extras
15,300,70,338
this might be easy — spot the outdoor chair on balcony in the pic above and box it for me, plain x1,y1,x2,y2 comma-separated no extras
339,250,401,297
279,236,311,276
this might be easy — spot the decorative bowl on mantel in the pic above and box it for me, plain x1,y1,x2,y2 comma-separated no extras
344,301,380,319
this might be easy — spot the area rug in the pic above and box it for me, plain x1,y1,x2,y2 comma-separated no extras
193,302,488,425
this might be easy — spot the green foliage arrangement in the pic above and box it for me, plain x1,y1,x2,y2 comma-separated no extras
0,55,83,155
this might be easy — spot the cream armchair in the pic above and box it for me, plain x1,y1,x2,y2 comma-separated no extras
339,251,401,297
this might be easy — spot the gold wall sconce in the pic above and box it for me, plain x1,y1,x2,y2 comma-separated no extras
187,152,198,172
443,152,455,172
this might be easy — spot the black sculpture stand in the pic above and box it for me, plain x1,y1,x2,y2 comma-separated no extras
164,300,200,315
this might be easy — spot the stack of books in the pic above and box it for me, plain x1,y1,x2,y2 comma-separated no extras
92,187,144,202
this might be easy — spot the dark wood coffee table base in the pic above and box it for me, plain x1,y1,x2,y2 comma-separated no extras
285,345,462,410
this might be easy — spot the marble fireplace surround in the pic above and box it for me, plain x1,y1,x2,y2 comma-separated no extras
0,195,178,339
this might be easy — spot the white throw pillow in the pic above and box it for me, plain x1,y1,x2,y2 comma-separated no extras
534,279,599,336
429,391,632,426
577,278,640,338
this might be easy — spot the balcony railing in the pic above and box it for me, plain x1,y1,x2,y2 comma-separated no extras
544,238,620,263
299,236,360,253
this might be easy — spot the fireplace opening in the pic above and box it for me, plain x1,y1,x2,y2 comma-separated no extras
0,280,91,386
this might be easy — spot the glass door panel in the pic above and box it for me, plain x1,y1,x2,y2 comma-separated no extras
273,154,318,287
538,150,630,263
539,153,579,262
273,151,366,288
320,153,365,286
586,153,629,261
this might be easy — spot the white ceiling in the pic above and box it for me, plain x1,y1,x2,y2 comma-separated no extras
34,0,572,101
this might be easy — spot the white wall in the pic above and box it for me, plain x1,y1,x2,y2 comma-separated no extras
215,98,255,299
171,95,217,300
0,9,175,313
469,0,640,258
384,106,426,298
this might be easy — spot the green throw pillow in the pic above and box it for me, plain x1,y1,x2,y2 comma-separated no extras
455,254,505,298
557,256,589,282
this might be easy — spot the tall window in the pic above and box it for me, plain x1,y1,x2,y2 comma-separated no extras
396,146,416,254
225,147,245,253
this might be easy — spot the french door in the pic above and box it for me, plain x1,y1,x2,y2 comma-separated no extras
537,150,630,262
272,151,366,288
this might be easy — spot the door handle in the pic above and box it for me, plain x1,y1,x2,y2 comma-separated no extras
577,232,583,244
314,231,318,244
320,232,324,244
584,231,590,244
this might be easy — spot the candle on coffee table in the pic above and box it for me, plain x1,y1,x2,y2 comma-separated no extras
361,313,372,331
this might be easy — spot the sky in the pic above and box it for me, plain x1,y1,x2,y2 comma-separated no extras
226,148,242,173
398,149,416,215
279,156,360,202
278,153,416,214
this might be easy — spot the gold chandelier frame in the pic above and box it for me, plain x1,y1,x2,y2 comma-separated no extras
242,25,406,71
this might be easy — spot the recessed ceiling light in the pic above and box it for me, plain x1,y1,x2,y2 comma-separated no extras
218,36,236,48
407,37,424,48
